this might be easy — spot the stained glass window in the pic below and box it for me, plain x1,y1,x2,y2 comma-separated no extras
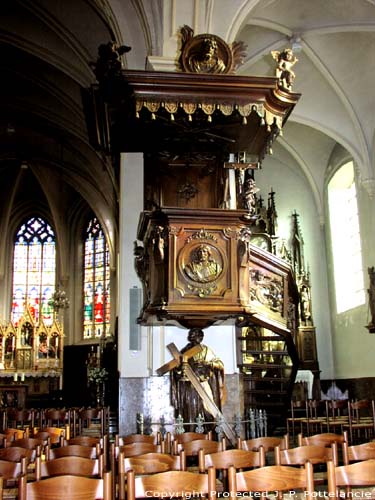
83,217,111,339
12,217,56,326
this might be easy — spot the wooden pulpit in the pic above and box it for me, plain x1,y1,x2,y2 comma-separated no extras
136,207,298,332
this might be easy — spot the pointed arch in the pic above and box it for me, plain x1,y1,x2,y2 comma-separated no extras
83,216,111,339
12,216,56,326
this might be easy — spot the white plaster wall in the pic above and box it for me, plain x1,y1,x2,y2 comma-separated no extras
118,152,149,377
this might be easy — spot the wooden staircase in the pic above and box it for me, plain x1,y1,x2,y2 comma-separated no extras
237,324,299,433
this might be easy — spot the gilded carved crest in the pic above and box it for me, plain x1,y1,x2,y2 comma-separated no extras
178,25,247,75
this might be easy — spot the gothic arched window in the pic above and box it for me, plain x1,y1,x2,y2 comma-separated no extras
12,217,56,326
328,161,365,313
83,217,111,339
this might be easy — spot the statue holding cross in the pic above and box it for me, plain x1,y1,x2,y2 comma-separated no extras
157,328,236,444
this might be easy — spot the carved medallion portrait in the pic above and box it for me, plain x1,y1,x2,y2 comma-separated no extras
183,244,223,284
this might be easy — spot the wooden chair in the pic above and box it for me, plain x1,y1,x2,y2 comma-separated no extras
0,446,36,465
47,443,101,460
228,462,315,499
118,451,186,500
114,442,164,457
67,434,108,468
286,400,308,438
126,467,217,500
173,437,225,456
44,409,68,428
173,431,212,444
77,407,106,437
342,439,375,464
321,399,349,433
18,470,113,500
275,443,338,485
110,440,164,482
300,399,326,436
5,409,33,431
4,428,27,441
298,431,348,447
343,399,375,444
0,457,27,500
237,435,289,465
65,435,103,447
199,448,266,492
115,433,161,446
9,438,45,455
327,459,375,498
33,427,65,446
35,454,104,480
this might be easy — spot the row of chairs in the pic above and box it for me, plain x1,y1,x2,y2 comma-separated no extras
287,398,375,443
1,428,375,499
4,458,375,500
0,429,107,498
0,406,109,438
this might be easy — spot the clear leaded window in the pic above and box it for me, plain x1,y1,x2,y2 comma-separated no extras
83,217,111,339
12,217,56,326
328,161,365,313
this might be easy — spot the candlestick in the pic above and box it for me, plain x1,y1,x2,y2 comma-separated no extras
21,373,25,382
13,372,18,382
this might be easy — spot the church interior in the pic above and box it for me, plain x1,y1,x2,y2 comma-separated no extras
1,0,375,471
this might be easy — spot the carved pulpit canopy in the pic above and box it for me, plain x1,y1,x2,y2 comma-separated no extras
90,34,301,164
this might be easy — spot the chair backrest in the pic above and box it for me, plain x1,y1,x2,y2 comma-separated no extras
175,438,225,456
346,399,375,442
47,444,101,460
228,462,315,497
10,438,44,457
326,399,348,417
173,431,212,444
275,443,338,466
6,409,32,428
0,446,35,464
35,455,103,480
116,442,163,457
327,459,375,495
199,448,266,472
0,457,27,479
126,467,217,500
77,408,105,436
18,470,113,500
66,436,102,447
44,408,67,426
298,431,347,447
342,440,375,464
118,451,186,500
68,435,107,467
33,427,65,445
115,433,161,446
4,428,27,440
238,435,289,452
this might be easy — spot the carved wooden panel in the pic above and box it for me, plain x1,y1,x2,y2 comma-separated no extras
296,326,318,369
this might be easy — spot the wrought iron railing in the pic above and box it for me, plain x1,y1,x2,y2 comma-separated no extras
136,408,267,440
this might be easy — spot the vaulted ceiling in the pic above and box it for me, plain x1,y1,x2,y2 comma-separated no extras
1,0,374,228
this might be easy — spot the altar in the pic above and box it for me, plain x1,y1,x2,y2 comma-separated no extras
0,308,64,406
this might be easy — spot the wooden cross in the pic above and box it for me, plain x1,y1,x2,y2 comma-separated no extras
157,342,236,446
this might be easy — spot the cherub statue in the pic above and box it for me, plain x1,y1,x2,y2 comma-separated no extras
271,48,298,90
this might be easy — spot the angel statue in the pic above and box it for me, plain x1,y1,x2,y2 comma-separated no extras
271,48,298,90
